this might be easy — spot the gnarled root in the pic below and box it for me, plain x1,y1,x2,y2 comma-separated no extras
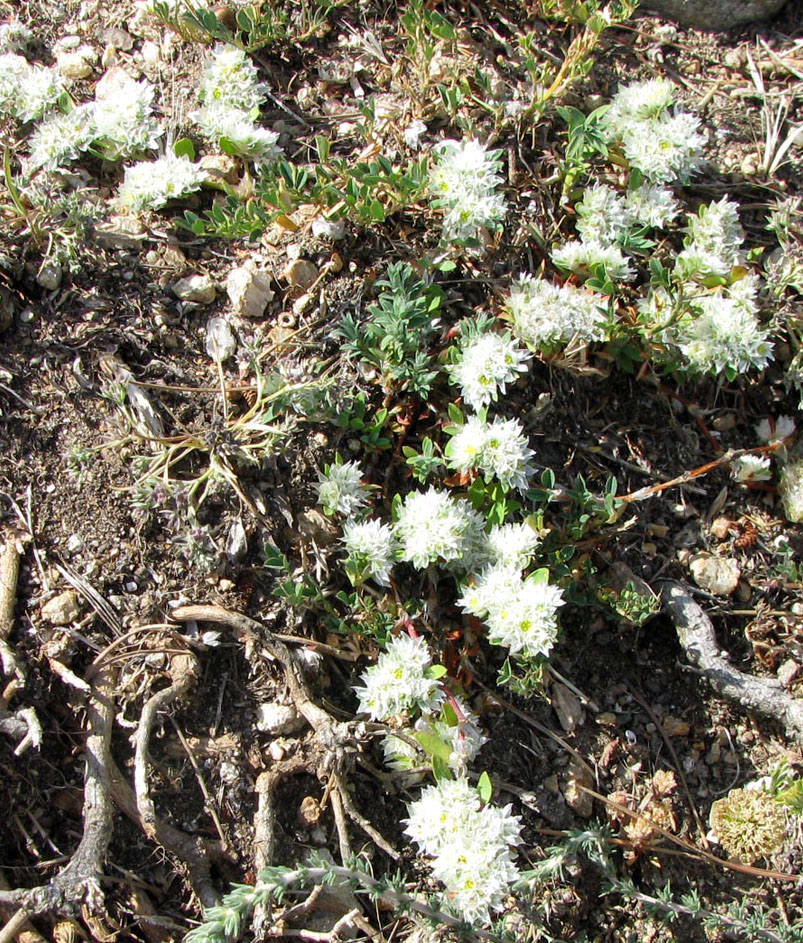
171,605,399,863
660,580,803,747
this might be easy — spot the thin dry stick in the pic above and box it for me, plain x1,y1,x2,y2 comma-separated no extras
169,717,229,852
328,785,352,865
134,653,200,840
0,531,26,681
621,443,783,504
659,581,803,748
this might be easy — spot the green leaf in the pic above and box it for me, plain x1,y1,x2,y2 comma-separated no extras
528,567,550,585
173,138,196,160
447,402,464,425
426,664,448,680
432,754,451,783
440,700,458,727
219,136,244,157
428,10,455,39
415,731,452,764
315,135,331,162
368,199,386,222
477,770,493,803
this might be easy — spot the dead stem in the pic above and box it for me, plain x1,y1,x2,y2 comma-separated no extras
0,530,27,682
108,758,221,909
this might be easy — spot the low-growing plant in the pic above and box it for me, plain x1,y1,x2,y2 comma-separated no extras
336,261,444,396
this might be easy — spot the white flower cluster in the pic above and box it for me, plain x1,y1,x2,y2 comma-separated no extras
428,139,506,247
507,273,607,350
116,153,208,211
316,460,370,517
675,197,745,279
393,487,486,571
756,415,796,446
404,777,522,924
27,105,96,171
0,52,62,123
486,521,541,569
552,239,634,281
447,329,530,412
459,565,564,659
575,182,679,243
625,182,681,229
27,70,162,171
552,182,679,282
733,455,772,483
342,517,396,586
193,44,280,166
0,19,32,52
671,288,773,377
632,197,773,378
92,70,162,160
354,633,443,720
446,415,535,491
603,78,706,184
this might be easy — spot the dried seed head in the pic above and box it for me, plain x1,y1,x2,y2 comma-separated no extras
709,787,787,863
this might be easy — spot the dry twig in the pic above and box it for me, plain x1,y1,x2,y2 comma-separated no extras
0,530,27,682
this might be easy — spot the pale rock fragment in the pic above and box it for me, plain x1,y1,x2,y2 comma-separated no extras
281,258,319,290
257,702,306,736
662,715,691,738
777,659,801,688
173,273,217,304
226,261,274,318
562,760,594,818
311,217,345,240
36,258,62,291
550,681,584,734
57,50,93,79
689,553,740,596
41,590,80,626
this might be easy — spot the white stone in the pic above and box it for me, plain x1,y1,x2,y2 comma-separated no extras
689,553,741,596
54,35,81,51
257,703,306,736
41,590,80,626
777,659,800,688
311,217,345,240
226,263,274,318
281,258,319,290
36,258,62,291
172,273,217,304
57,51,93,79
141,40,160,65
